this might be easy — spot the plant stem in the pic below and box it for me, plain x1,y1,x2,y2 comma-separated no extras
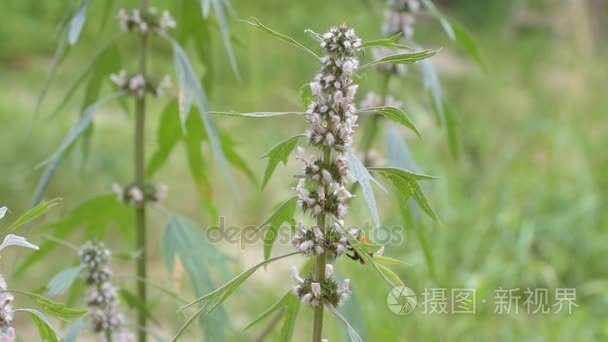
135,2,149,342
312,148,332,342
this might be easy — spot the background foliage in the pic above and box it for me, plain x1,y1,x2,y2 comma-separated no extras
1,0,607,340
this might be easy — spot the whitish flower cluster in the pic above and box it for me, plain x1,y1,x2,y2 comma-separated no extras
360,92,403,109
291,221,360,257
383,0,420,39
79,242,132,342
118,8,176,35
112,182,167,207
0,328,15,342
110,70,171,98
298,25,360,221
291,266,350,307
0,276,14,332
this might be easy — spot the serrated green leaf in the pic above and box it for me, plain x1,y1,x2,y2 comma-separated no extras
174,251,300,341
420,0,486,72
48,39,119,120
262,135,305,189
219,129,258,185
16,195,133,276
361,49,438,68
169,37,236,193
360,33,409,49
14,308,60,342
3,198,60,235
148,100,183,176
46,266,82,297
209,111,306,118
119,288,159,325
67,0,91,45
32,94,122,207
162,215,232,341
242,18,319,59
358,106,421,139
369,167,439,222
244,292,290,330
258,197,298,261
347,151,381,229
13,290,87,320
209,0,240,79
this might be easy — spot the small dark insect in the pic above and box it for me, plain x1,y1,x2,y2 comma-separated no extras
345,231,374,264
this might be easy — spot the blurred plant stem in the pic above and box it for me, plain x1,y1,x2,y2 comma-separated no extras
135,1,149,341
312,148,332,342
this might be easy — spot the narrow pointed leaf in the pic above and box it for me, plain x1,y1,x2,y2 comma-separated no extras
3,199,60,235
361,49,438,68
67,0,91,45
360,33,408,49
279,293,299,341
14,308,60,342
326,305,363,342
244,292,289,330
258,197,298,260
358,106,421,139
32,94,121,206
243,18,319,59
46,266,82,297
347,151,381,229
13,290,87,319
0,235,39,252
209,0,240,79
369,167,439,222
209,111,306,118
63,317,84,342
262,135,305,189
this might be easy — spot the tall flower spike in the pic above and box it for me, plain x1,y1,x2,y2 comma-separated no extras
79,241,133,341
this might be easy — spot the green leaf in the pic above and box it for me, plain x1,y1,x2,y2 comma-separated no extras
361,49,438,68
346,151,381,229
0,234,39,251
443,99,459,159
209,111,306,118
183,111,218,219
162,215,232,341
326,304,363,342
244,291,290,330
46,266,81,297
173,252,301,341
368,167,439,222
119,288,160,325
32,94,122,207
420,0,486,72
358,106,421,139
148,101,183,176
385,124,418,170
63,317,84,342
67,0,91,45
262,135,305,189
374,255,408,265
3,198,60,235
48,40,119,119
242,18,319,59
16,195,133,276
208,0,241,80
258,197,298,261
421,58,444,126
14,308,60,342
169,37,236,193
279,292,299,342
416,226,436,280
35,25,70,116
360,33,408,49
299,84,313,108
219,129,258,185
13,290,87,320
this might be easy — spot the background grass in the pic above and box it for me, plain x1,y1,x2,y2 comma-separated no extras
1,0,607,340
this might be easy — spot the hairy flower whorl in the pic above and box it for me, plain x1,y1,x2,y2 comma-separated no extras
384,0,420,39
291,267,351,307
79,242,132,340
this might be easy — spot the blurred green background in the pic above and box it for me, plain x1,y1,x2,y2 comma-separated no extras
1,0,607,340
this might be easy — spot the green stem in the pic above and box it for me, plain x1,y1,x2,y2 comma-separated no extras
135,2,149,342
312,148,332,342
